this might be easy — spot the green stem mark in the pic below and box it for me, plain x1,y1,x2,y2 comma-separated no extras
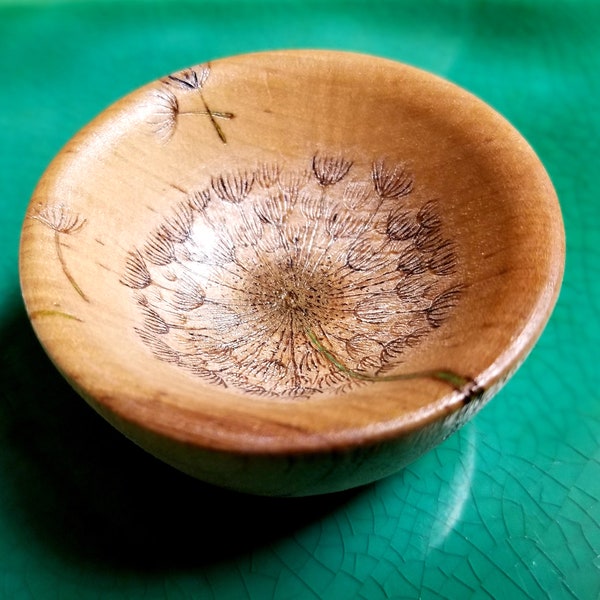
54,231,89,302
180,110,234,120
305,326,472,392
30,309,83,322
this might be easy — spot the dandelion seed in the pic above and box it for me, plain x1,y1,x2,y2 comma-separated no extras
325,204,363,239
372,160,413,199
142,306,170,334
237,213,264,246
155,65,233,144
427,240,458,275
255,163,281,188
355,293,397,324
278,169,311,196
396,245,428,275
380,338,407,362
427,286,463,328
380,329,428,362
171,274,205,311
159,202,193,243
33,203,89,301
181,359,227,386
346,335,384,361
34,203,86,234
396,277,431,303
356,355,381,372
121,250,151,289
143,229,176,266
386,208,420,240
312,154,353,187
188,188,211,212
255,190,293,225
417,200,442,231
341,182,372,210
346,238,388,271
135,327,180,363
414,227,446,253
211,235,237,266
299,191,324,221
149,89,180,142
211,171,254,203
164,65,211,91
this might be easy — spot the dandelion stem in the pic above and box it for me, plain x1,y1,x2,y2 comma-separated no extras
200,93,227,143
179,110,234,120
54,231,89,302
304,325,472,391
29,309,83,322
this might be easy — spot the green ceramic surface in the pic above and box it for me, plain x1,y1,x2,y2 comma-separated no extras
1,1,598,598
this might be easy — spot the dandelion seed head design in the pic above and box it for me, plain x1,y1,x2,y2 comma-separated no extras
120,155,463,398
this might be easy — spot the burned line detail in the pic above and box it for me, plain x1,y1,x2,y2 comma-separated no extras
120,154,464,397
148,63,234,144
33,203,90,303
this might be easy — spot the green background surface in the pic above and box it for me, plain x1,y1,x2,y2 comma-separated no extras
1,0,599,598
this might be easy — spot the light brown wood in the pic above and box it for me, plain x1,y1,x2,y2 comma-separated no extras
19,50,564,495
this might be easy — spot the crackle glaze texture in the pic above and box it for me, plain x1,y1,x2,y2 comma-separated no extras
120,154,462,397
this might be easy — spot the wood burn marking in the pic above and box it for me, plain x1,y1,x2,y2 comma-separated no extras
120,154,467,398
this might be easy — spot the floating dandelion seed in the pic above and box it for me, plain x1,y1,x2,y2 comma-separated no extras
164,66,211,91
33,203,89,301
149,89,180,142
149,64,234,143
34,203,86,235
121,154,464,397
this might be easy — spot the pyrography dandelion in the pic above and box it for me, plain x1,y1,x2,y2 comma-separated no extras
33,203,89,301
164,66,211,91
148,64,233,143
121,154,465,397
34,203,86,235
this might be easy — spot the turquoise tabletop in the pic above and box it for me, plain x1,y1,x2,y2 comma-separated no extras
1,1,598,598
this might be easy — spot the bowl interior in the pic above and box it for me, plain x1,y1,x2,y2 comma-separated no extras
20,51,564,453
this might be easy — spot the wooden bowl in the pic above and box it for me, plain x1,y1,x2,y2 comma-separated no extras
19,50,564,496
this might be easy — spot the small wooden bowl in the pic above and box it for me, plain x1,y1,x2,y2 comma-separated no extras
19,51,564,496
